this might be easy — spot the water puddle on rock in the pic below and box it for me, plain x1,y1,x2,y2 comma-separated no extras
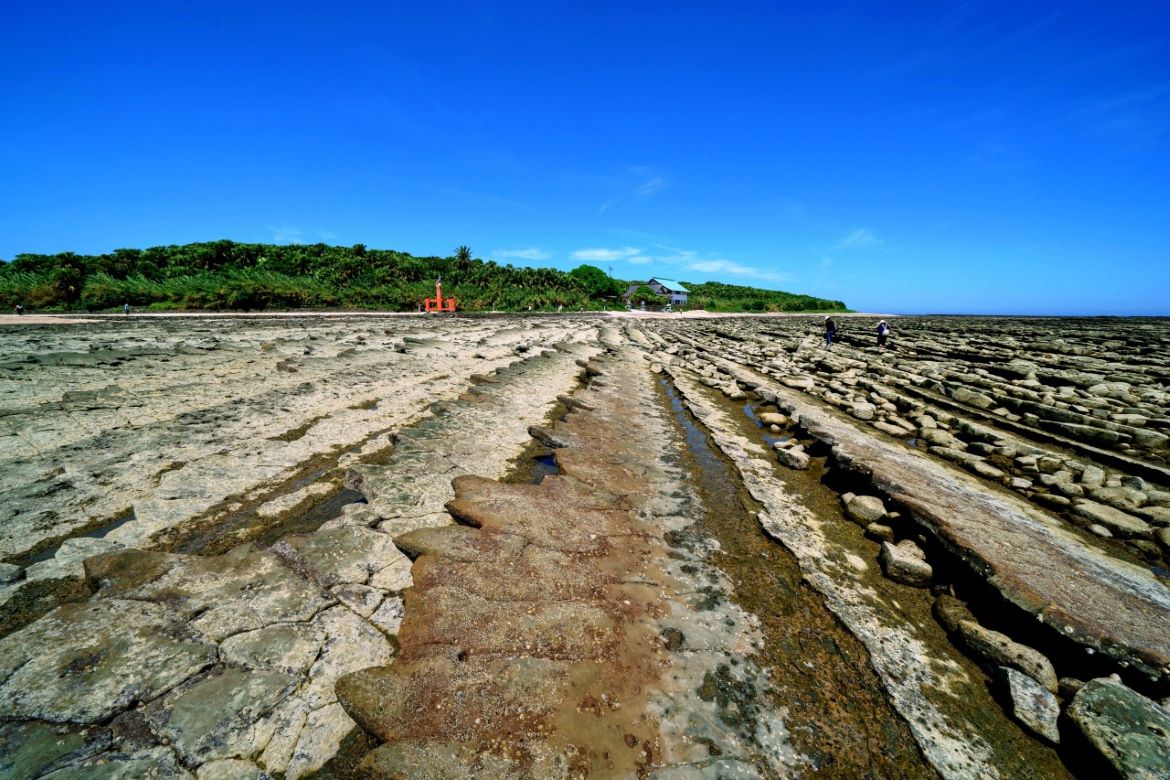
21,510,137,566
502,438,561,485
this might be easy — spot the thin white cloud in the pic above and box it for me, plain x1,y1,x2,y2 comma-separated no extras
572,243,790,284
492,248,550,261
686,259,790,283
833,228,882,250
269,226,336,244
270,226,306,244
572,246,643,262
600,167,670,213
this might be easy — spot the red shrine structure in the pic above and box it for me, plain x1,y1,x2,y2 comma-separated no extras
423,277,456,313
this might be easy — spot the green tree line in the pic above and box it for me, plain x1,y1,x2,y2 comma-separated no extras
0,240,846,313
682,281,845,312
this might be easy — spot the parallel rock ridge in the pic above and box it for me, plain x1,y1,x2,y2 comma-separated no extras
0,315,605,778
637,316,1170,681
2,313,1168,778
337,349,807,777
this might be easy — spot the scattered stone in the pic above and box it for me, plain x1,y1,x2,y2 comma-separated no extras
0,562,22,584
528,425,573,449
775,447,810,470
1088,524,1114,538
1080,464,1106,488
1001,667,1061,744
864,523,895,543
758,411,788,427
878,540,932,587
1059,677,1087,698
1068,677,1170,780
1090,485,1147,510
956,621,1058,693
1073,501,1152,539
1137,506,1170,526
850,402,876,421
845,495,887,524
933,595,975,634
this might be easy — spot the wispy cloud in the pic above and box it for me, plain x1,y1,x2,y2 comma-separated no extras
572,246,644,262
491,247,550,261
268,226,336,244
573,244,789,284
600,166,670,213
686,259,790,283
833,228,882,250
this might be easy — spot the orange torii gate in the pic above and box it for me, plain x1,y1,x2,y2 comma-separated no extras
423,276,456,313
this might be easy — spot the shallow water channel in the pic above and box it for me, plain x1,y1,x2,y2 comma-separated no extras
657,375,1076,778
656,378,938,777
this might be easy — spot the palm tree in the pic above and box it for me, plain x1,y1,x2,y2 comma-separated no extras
454,246,472,267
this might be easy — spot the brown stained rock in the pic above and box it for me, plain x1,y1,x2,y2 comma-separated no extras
409,544,610,603
395,585,617,662
337,352,691,777
337,654,579,743
356,740,528,778
444,477,635,555
394,525,527,562
555,448,663,497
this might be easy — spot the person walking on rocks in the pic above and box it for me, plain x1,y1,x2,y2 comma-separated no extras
123,302,131,316
876,320,890,349
823,315,837,348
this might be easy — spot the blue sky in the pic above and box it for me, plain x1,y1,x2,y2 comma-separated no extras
2,1,1167,315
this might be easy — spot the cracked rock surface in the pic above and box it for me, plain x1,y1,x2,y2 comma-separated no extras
3,313,1168,778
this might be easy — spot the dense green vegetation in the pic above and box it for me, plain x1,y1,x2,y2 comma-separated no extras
682,281,844,312
0,240,846,313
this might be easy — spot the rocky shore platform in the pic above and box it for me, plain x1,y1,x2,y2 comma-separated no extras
1,313,1168,778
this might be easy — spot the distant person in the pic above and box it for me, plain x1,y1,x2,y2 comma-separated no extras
14,303,23,315
876,320,890,349
823,315,837,348
123,302,131,315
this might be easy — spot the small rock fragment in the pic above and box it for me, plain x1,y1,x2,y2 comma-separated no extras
1001,667,1061,744
878,540,932,587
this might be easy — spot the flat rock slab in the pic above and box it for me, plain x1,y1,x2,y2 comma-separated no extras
272,525,413,590
84,544,332,642
0,599,215,723
145,667,297,765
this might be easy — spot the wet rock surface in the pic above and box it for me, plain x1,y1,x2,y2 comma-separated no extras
2,313,1167,777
